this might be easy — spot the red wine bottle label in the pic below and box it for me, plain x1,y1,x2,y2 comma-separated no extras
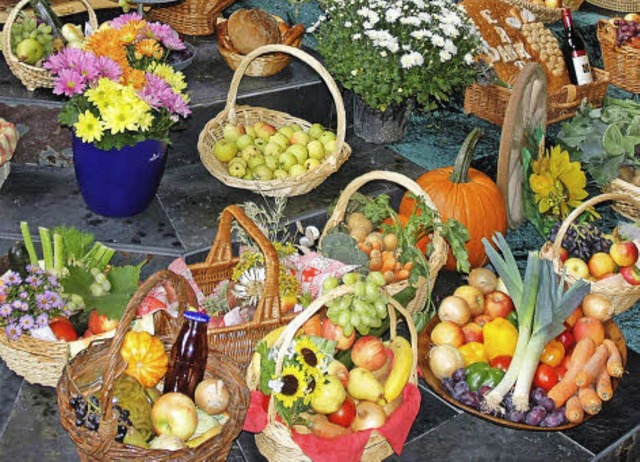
570,53,593,85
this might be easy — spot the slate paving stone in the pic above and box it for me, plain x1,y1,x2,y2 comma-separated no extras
0,360,23,440
228,441,248,462
237,430,268,462
406,383,460,444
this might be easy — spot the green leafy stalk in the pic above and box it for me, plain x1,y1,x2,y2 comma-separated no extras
53,226,94,264
53,233,64,271
38,227,53,270
20,221,39,266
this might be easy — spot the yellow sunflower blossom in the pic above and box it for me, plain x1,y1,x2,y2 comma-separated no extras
274,365,307,408
529,144,588,219
74,110,104,143
294,337,325,372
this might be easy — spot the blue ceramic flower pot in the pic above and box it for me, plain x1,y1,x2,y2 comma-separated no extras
72,135,167,218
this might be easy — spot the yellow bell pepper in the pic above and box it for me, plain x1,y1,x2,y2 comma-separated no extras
458,342,488,366
482,317,518,361
540,339,565,367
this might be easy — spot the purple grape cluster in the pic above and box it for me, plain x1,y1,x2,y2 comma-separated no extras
548,222,611,261
614,19,640,46
442,369,568,428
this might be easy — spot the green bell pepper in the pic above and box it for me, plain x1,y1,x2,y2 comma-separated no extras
506,311,518,329
465,362,490,391
483,367,505,388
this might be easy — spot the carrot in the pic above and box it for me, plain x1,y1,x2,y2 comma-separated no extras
548,338,596,408
370,249,382,261
369,258,383,271
383,270,395,283
603,339,624,378
575,344,609,387
302,413,353,439
394,269,410,281
403,261,413,271
565,395,584,423
578,384,602,415
358,241,372,256
596,367,613,401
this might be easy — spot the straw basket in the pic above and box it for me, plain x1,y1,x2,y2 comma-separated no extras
541,193,640,316
586,0,640,12
598,19,640,94
1,0,98,91
464,68,610,126
563,0,587,9
147,0,236,36
216,16,305,77
506,0,562,23
198,44,351,197
180,204,296,370
247,283,419,462
57,270,249,461
604,178,640,221
319,171,449,315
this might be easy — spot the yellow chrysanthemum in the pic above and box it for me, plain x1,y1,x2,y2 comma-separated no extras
85,79,120,112
101,103,138,134
73,110,104,143
137,111,154,131
275,365,307,408
148,62,187,93
529,144,588,219
294,337,325,372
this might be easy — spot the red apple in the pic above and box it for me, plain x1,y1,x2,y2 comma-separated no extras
566,307,583,327
609,241,638,267
563,257,590,279
49,317,78,342
351,336,387,371
151,392,198,441
87,309,119,335
327,359,349,387
328,396,356,428
461,322,483,343
573,317,605,346
620,265,640,285
484,290,515,319
558,247,569,263
473,314,493,327
588,253,617,279
321,318,356,351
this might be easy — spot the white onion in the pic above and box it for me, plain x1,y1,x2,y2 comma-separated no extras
582,293,614,322
438,296,471,326
429,344,465,379
468,268,498,295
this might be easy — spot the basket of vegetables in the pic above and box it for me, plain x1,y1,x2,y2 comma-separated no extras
198,44,351,197
419,233,627,430
245,277,421,462
57,270,249,459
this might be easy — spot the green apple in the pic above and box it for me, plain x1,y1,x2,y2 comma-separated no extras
227,161,246,178
278,126,295,139
289,164,307,177
307,140,325,160
247,155,266,170
287,144,308,165
254,138,267,153
273,169,288,180
229,157,247,168
324,139,338,156
264,142,284,157
270,133,289,149
243,171,254,180
213,140,238,163
151,392,198,441
236,134,255,150
319,130,337,146
304,158,321,171
254,121,277,140
288,123,303,132
252,165,274,181
290,131,310,146
308,123,324,139
245,126,257,138
241,145,261,163
223,123,245,142
278,151,297,172
264,154,278,171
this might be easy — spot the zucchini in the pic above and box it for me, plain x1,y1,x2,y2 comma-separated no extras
8,241,29,277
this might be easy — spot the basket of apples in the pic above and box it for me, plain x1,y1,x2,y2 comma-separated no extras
198,44,351,197
598,15,640,94
541,192,640,316
244,273,421,462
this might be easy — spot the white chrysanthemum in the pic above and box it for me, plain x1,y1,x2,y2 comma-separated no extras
418,12,432,22
464,53,474,65
365,29,400,53
400,16,421,26
431,34,445,47
385,8,402,23
439,49,453,62
353,33,362,40
351,69,358,76
400,51,424,69
411,0,425,7
344,21,352,27
444,39,457,55
364,21,373,29
410,29,429,39
380,50,387,57
441,23,460,38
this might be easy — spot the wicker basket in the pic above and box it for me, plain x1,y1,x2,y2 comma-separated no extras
586,0,640,12
563,0,586,9
57,270,249,461
541,193,640,316
319,171,449,315
506,0,562,23
147,0,236,36
464,68,610,126
180,204,297,370
604,178,640,221
1,0,98,92
216,15,305,77
198,44,351,197
247,283,419,462
598,19,640,94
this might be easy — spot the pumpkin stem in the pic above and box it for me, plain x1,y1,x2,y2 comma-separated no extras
450,128,484,184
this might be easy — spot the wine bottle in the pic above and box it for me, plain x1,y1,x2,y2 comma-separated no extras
560,8,593,86
29,0,63,38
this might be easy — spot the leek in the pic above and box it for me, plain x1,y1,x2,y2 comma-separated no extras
53,233,64,271
39,227,53,270
20,221,38,266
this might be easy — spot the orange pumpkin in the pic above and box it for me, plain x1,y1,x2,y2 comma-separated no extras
399,128,507,270
120,331,169,388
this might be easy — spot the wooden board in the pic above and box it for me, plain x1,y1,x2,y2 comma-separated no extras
0,0,119,23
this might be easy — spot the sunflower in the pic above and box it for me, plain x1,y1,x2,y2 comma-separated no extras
294,337,325,372
274,364,307,408
529,144,588,219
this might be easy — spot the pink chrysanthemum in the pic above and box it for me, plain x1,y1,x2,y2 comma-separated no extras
139,73,191,117
109,12,143,29
94,56,122,81
53,68,86,97
75,55,101,84
147,22,185,50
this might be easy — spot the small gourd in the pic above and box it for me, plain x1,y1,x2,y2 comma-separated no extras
120,331,168,388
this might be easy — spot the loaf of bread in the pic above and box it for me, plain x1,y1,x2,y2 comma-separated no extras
227,9,281,55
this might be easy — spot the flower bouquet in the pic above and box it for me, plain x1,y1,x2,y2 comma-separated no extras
44,13,192,217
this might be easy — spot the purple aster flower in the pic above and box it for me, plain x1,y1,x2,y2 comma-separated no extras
95,56,122,81
47,291,63,309
27,264,43,274
18,291,28,300
4,271,22,286
148,22,185,50
36,293,50,311
0,286,6,298
53,68,87,97
47,274,58,286
19,315,34,331
63,308,72,317
0,304,11,318
35,313,49,328
20,301,29,312
109,12,143,29
5,324,22,341
11,300,22,310
26,275,40,288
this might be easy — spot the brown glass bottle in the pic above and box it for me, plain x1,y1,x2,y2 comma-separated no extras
163,310,210,399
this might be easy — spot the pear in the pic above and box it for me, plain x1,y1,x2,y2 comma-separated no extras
347,367,384,401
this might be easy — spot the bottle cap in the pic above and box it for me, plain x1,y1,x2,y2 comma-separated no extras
184,310,210,323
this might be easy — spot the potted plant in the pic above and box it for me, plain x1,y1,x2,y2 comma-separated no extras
313,0,482,144
44,13,191,217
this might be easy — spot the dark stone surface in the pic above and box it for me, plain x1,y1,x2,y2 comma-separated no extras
0,361,23,440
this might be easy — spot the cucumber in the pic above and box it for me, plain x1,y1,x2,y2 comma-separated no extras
8,241,30,277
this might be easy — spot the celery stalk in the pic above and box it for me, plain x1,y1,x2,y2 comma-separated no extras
20,221,39,266
39,227,54,270
53,233,64,271
96,246,115,271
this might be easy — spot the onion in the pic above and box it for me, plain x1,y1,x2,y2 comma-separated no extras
195,378,230,415
149,434,186,450
428,344,465,379
351,401,387,432
438,295,471,326
431,321,465,348
581,293,614,322
467,268,498,295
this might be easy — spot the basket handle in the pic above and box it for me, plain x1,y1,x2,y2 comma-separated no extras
223,44,347,166
597,19,617,46
206,204,281,324
2,0,99,67
553,84,581,110
266,284,419,422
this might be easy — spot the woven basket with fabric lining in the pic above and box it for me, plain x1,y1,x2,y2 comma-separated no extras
1,0,98,91
179,204,297,370
246,283,419,462
540,193,640,316
598,19,640,94
506,0,562,23
147,0,236,36
604,178,640,221
198,44,351,197
464,68,610,126
57,270,249,462
319,171,449,315
586,0,640,12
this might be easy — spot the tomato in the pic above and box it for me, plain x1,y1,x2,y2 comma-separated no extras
533,363,559,392
555,365,568,381
48,317,78,342
540,339,565,368
489,355,512,372
328,396,356,428
560,347,573,370
556,327,575,351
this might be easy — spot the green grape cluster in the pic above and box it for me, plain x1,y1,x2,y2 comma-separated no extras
322,271,389,337
89,267,112,297
10,15,55,59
